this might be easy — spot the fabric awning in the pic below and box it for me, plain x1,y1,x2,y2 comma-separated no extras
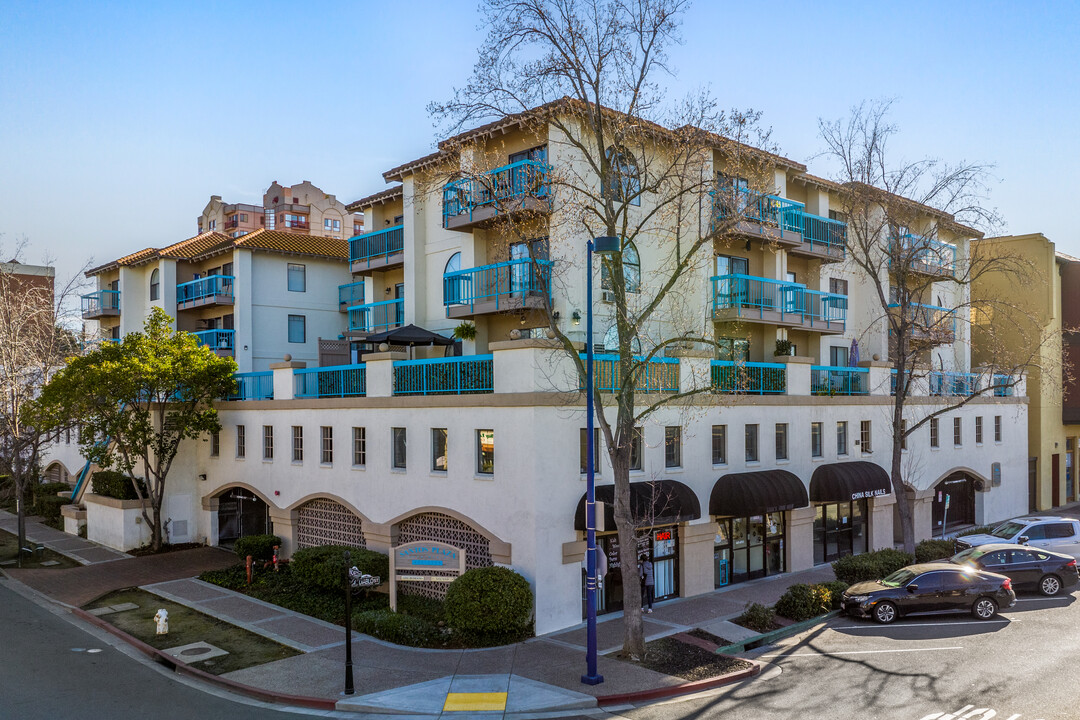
709,470,809,517
809,461,892,503
574,480,701,532
361,324,455,346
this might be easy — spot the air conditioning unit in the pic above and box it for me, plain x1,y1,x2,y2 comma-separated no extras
601,291,616,303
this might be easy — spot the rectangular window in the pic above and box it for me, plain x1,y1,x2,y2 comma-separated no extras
712,425,727,465
836,421,848,455
630,426,644,471
288,314,306,343
745,424,759,462
353,427,366,466
901,420,908,450
579,428,600,474
954,417,962,446
994,415,1002,442
930,418,940,448
236,425,246,458
262,425,273,460
392,427,407,469
775,423,788,461
860,421,872,453
476,429,494,474
287,263,306,292
432,428,448,471
292,426,303,462
829,277,849,296
210,431,220,457
976,416,984,444
665,426,682,468
321,426,333,464
811,422,823,458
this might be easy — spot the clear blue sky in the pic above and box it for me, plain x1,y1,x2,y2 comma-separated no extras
2,1,1077,287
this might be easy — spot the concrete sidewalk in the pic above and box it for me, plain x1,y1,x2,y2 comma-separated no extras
0,507,129,565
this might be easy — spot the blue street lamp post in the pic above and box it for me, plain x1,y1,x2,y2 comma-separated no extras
583,236,618,686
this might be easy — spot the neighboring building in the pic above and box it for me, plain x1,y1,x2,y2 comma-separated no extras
197,180,364,241
59,107,1029,636
973,233,1079,511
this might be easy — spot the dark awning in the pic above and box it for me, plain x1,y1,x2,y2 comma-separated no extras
709,470,809,517
362,324,455,346
809,462,892,503
574,480,701,532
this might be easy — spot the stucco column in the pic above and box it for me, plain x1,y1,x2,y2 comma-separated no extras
787,506,816,572
859,359,892,396
268,506,298,558
678,520,717,598
362,521,393,554
363,351,406,397
491,338,582,393
668,348,711,395
869,493,896,551
269,358,304,400
777,355,813,395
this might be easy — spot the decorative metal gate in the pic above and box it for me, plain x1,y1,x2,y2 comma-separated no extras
296,498,366,549
395,512,492,598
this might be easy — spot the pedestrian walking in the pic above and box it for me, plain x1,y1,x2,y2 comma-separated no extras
639,553,654,613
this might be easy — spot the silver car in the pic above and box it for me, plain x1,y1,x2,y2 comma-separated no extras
954,517,1080,559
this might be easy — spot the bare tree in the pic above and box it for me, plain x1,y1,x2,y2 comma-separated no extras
819,100,1042,553
430,0,783,658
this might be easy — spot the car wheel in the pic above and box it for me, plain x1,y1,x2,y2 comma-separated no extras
1039,574,1062,596
873,601,898,624
972,597,998,620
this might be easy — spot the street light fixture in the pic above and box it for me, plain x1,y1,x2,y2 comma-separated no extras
583,235,618,686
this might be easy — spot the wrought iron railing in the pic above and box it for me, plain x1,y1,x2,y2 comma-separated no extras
348,299,404,333
443,258,552,310
227,372,273,401
811,366,869,396
177,275,234,305
81,289,120,315
710,360,786,394
442,159,550,227
294,364,367,398
349,225,404,265
393,355,493,395
579,354,680,394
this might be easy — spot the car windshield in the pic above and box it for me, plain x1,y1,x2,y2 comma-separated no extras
991,522,1025,539
881,568,917,587
951,548,984,564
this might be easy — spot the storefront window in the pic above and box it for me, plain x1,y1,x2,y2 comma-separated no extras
590,527,680,615
814,499,869,564
716,514,786,587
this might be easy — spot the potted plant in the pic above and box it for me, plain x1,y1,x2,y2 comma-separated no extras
454,322,477,341
774,339,794,357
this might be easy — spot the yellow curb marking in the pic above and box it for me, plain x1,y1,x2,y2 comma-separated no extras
443,692,508,712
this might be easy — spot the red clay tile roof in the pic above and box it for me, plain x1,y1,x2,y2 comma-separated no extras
87,246,161,276
159,231,232,259
346,186,403,213
228,229,348,261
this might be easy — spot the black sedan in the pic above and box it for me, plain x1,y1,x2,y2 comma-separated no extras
841,562,1016,624
949,543,1079,596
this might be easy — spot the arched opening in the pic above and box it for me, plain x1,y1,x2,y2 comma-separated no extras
601,241,641,295
295,497,365,549
604,146,641,206
395,511,492,599
932,472,979,533
216,487,270,545
150,268,160,301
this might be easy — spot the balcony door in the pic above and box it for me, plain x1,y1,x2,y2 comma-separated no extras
509,238,549,296
715,255,749,307
394,284,405,326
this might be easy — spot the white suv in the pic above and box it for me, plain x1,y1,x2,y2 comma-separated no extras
955,517,1080,559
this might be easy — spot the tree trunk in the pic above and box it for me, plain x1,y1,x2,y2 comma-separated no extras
613,475,645,659
15,477,26,568
151,502,162,552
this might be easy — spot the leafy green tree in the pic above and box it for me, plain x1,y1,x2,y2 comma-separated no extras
29,308,237,551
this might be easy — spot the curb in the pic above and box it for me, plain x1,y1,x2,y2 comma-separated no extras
715,610,841,655
71,608,337,711
594,660,761,705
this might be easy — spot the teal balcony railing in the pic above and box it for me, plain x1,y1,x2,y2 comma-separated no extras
442,159,550,227
444,258,552,311
177,275,234,305
192,329,235,352
893,233,956,277
992,374,1015,397
393,355,493,395
226,372,273,401
811,366,869,396
338,280,365,307
713,183,803,234
579,354,680,394
888,302,956,342
81,289,120,317
711,274,847,330
349,225,404,266
930,371,978,397
711,360,786,394
801,213,847,257
348,299,404,333
294,364,367,398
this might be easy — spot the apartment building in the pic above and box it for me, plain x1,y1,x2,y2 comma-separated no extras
973,233,1080,511
197,180,364,241
59,106,1028,635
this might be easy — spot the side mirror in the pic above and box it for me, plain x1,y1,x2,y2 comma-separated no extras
1018,536,1029,545
907,584,919,593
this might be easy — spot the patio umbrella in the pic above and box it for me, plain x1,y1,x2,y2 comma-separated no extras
849,338,861,367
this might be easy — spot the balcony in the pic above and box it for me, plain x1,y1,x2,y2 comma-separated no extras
347,299,404,335
177,275,234,310
887,302,955,346
394,355,493,395
713,185,804,246
282,218,309,231
711,275,846,334
811,366,869,396
711,361,786,394
442,159,551,232
338,280,365,310
791,213,846,262
349,225,404,272
192,329,235,357
580,355,680,394
892,234,956,278
930,371,979,397
443,258,552,319
295,364,366,398
81,290,120,319
226,372,274,401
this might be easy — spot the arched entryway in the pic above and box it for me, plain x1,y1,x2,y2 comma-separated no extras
295,497,366,549
932,472,980,533
216,487,270,545
394,511,493,599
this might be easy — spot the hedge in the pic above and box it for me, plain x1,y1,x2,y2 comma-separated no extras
289,545,389,591
234,534,282,563
956,524,997,538
445,566,533,640
832,548,914,585
915,539,955,563
818,580,850,610
33,494,68,526
737,602,776,633
353,609,442,647
91,471,146,501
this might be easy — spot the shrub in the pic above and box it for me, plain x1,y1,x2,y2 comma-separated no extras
91,471,146,501
832,548,914,585
737,602,776,633
915,539,955,563
956,524,997,538
33,494,68,526
34,481,71,498
775,583,832,622
234,534,282,562
445,566,533,639
398,593,446,625
290,545,389,592
353,609,442,647
818,580,850,610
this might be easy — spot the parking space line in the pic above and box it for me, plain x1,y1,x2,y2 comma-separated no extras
1014,597,1071,602
759,646,964,658
832,619,1016,629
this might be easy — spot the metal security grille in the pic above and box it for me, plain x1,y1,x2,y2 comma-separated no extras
395,512,493,598
295,498,366,549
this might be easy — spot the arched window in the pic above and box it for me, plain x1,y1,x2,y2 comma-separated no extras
150,269,159,301
604,146,641,206
603,324,641,354
444,252,461,275
601,242,641,294
444,252,463,306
